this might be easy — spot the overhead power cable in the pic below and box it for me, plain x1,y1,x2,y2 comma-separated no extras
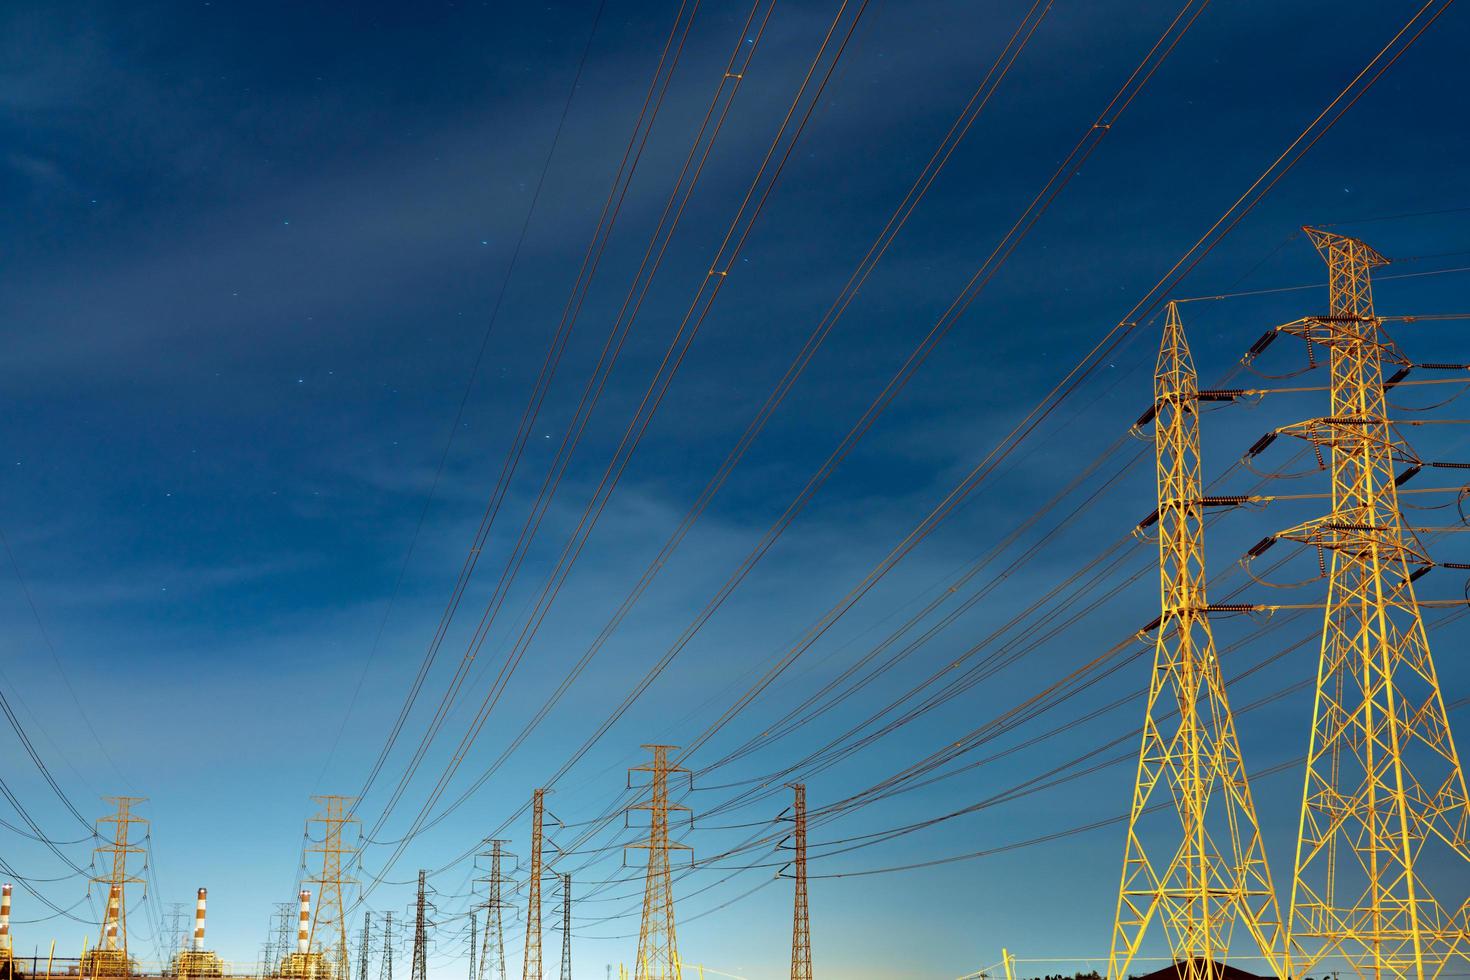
345,0,704,813
354,0,869,897
313,0,612,793
430,0,1215,883
357,0,784,848
410,0,1058,854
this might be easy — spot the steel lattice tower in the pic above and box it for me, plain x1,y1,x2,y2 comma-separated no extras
468,911,477,980
306,796,359,980
359,912,371,980
166,902,188,955
477,841,511,980
1278,229,1470,978
789,785,812,980
378,912,393,980
524,791,547,980
410,872,428,980
273,902,297,975
1106,303,1288,980
93,796,148,955
559,874,571,980
627,745,690,980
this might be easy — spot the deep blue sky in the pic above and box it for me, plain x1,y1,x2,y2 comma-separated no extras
1,1,1468,977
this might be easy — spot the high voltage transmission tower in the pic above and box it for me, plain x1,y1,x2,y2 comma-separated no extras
410,872,428,980
468,911,478,980
559,874,571,980
476,841,513,980
273,902,297,976
306,796,358,980
378,912,393,980
1268,229,1470,977
1107,304,1287,980
358,912,371,980
524,790,547,980
89,795,147,975
627,746,691,980
788,785,812,980
166,902,188,955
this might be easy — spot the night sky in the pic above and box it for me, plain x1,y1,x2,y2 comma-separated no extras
2,1,1469,977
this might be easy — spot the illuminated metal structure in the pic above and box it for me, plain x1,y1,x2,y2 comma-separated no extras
305,797,357,980
86,797,148,978
789,785,811,980
628,746,690,980
1274,229,1470,978
524,791,546,980
1107,303,1288,980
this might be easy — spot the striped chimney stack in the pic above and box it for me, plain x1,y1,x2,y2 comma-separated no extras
193,887,207,951
105,883,121,950
297,890,311,956
0,882,12,953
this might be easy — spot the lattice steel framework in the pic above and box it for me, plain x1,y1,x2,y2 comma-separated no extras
468,911,477,980
559,874,571,980
273,902,297,975
627,746,690,980
359,912,371,980
166,902,187,955
476,841,512,980
790,784,812,980
306,796,358,980
377,912,393,980
1279,228,1470,978
94,796,148,955
410,872,427,980
1107,303,1288,980
524,790,546,980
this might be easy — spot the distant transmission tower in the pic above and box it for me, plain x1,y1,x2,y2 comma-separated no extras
306,796,359,980
559,874,571,980
1106,303,1287,980
524,791,546,980
627,745,691,980
468,910,477,980
1275,229,1470,977
788,785,812,980
410,872,428,980
477,841,512,980
166,902,188,955
273,902,297,975
378,912,393,980
358,912,371,980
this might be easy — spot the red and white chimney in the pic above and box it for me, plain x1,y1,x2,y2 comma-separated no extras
297,889,311,956
105,884,121,950
1,882,12,953
193,887,207,951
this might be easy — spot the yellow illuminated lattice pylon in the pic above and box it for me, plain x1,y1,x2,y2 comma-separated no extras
1107,303,1289,980
789,784,812,980
305,795,358,980
627,745,691,980
1277,228,1470,979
